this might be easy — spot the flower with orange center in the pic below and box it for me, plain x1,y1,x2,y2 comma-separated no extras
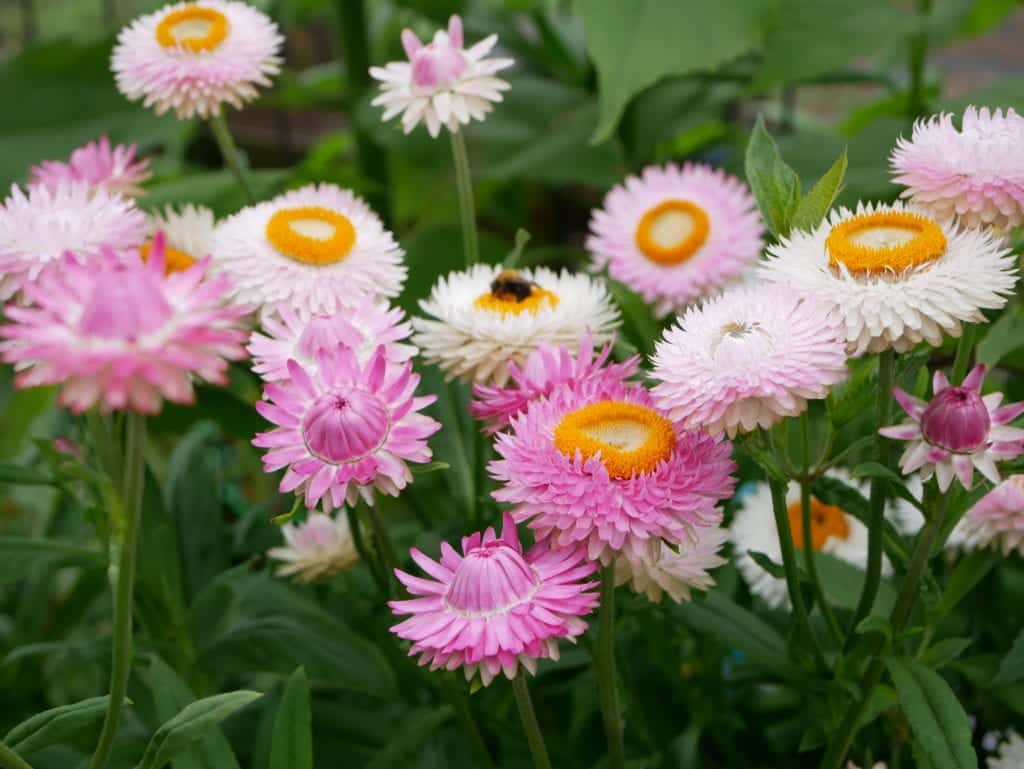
785,497,850,551
265,206,357,266
825,210,946,274
155,6,229,52
473,270,560,316
143,204,216,275
634,199,710,266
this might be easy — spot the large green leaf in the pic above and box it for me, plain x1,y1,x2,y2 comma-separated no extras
887,657,978,769
815,553,896,615
745,116,801,237
993,630,1024,689
791,148,847,233
0,538,101,585
977,305,1024,368
577,0,765,142
4,696,113,755
269,668,313,769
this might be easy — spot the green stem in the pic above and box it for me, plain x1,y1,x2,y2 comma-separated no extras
511,676,553,769
346,506,388,595
595,565,626,769
441,674,495,769
850,349,895,634
0,742,34,769
209,110,254,204
88,413,146,769
951,324,977,385
364,503,398,598
449,130,480,267
768,476,828,670
907,0,932,118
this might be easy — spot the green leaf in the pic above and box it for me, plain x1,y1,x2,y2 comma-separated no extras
887,657,978,769
364,707,454,769
137,691,262,769
270,668,312,769
0,538,102,585
791,147,847,233
922,639,974,671
816,553,896,615
745,116,801,237
933,549,998,619
977,306,1024,368
747,550,786,579
0,463,58,486
993,630,1024,688
855,615,892,643
577,0,764,142
410,461,451,475
606,279,660,357
4,696,114,755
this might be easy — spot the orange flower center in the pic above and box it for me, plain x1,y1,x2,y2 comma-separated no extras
474,270,559,316
265,206,357,266
634,199,710,265
139,240,197,274
155,6,230,52
786,498,851,550
554,400,675,479
825,211,946,275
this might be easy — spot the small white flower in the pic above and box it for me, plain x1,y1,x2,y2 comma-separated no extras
144,204,217,273
268,512,359,584
615,522,728,603
989,730,1024,769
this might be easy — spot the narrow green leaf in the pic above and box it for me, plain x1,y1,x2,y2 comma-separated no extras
922,639,974,671
270,668,312,769
411,461,450,475
747,550,786,579
855,615,892,643
0,538,102,585
364,707,454,769
745,115,801,237
887,657,978,769
993,630,1024,688
5,696,115,755
0,463,58,487
606,279,660,357
977,305,1024,367
791,147,847,233
933,549,998,619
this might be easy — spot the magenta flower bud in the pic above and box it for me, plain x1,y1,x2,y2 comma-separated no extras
410,43,467,88
920,385,991,453
301,388,390,464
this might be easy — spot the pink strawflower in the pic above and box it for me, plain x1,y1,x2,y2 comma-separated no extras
253,346,441,510
0,234,249,414
586,163,764,317
490,380,736,565
112,0,284,119
953,475,1024,556
370,14,514,138
891,107,1024,230
470,333,640,433
389,513,599,686
248,297,415,382
615,521,728,603
0,182,146,300
880,365,1024,492
650,285,848,436
30,136,151,198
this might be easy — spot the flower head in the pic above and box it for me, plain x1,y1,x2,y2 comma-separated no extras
586,163,764,317
389,513,598,686
212,183,406,319
30,136,151,198
142,204,217,274
268,512,359,583
112,0,283,119
650,285,848,436
253,345,441,510
761,201,1016,355
0,183,146,300
989,730,1024,769
891,107,1024,231
370,14,513,137
470,333,639,433
0,235,249,413
248,297,415,382
615,523,728,603
880,365,1024,492
954,475,1024,556
490,380,736,565
413,264,620,385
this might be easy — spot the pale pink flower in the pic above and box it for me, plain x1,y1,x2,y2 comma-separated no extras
0,234,249,413
269,512,359,583
370,14,513,137
586,163,764,317
253,346,441,510
614,521,728,603
891,107,1024,230
470,333,639,433
651,285,848,436
390,513,598,686
881,365,1024,492
955,475,1024,556
30,136,151,198
490,379,736,565
112,0,284,119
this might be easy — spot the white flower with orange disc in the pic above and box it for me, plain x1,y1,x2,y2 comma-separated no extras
112,0,284,119
211,183,406,319
142,204,217,274
412,264,620,385
761,201,1016,356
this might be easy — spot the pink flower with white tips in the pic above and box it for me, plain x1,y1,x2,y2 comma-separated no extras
30,136,151,198
370,15,513,137
470,333,639,433
880,365,1024,492
253,346,441,510
0,234,249,413
954,475,1024,556
389,513,599,686
248,298,416,382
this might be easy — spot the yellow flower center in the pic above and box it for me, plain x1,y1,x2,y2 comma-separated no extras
554,400,675,479
265,206,357,266
474,270,559,316
155,6,230,53
825,211,946,275
139,240,197,274
786,498,851,551
634,199,710,265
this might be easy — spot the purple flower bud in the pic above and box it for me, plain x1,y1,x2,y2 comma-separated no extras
920,385,991,453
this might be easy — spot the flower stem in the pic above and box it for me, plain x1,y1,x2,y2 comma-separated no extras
907,0,932,118
209,110,254,204
345,506,388,596
511,676,553,769
88,413,146,769
441,674,495,769
449,129,480,267
595,564,626,769
849,349,895,636
364,502,398,599
0,742,34,769
951,324,977,385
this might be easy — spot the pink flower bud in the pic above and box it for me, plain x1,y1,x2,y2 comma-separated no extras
920,385,991,453
301,388,390,463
